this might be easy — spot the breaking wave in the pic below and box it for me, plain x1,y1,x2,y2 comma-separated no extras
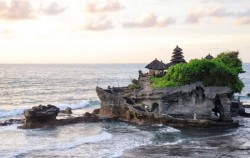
0,100,96,118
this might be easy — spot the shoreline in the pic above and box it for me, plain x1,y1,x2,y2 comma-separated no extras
121,117,250,158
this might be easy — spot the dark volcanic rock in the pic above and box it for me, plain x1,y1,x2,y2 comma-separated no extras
17,105,113,129
92,108,100,115
231,101,250,117
60,107,73,114
20,104,59,129
0,119,23,126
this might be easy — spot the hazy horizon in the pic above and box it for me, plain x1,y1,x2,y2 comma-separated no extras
0,0,250,64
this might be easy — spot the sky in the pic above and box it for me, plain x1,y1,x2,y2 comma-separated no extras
0,0,250,64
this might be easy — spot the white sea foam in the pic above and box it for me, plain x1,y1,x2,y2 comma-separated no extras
56,100,90,110
158,126,181,133
50,131,112,150
0,124,19,132
163,139,183,146
0,100,92,118
107,130,153,158
3,131,112,158
0,109,25,118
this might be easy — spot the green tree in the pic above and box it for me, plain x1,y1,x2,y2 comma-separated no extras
152,51,244,93
214,51,244,74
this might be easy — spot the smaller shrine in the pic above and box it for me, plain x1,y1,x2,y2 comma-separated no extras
145,58,166,76
205,53,214,60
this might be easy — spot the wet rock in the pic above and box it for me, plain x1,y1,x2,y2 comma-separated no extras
96,85,239,128
60,107,73,114
84,112,92,117
231,101,250,117
14,105,115,129
20,104,59,129
0,119,23,126
92,108,100,115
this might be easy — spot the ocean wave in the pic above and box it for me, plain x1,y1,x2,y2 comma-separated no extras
163,139,183,146
0,100,97,118
53,131,112,150
4,131,112,158
56,100,91,110
158,126,181,133
0,109,25,118
108,130,153,158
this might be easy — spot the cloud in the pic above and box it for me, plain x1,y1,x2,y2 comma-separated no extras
83,15,113,31
186,5,250,24
122,13,175,28
186,9,204,24
40,2,67,16
0,0,35,20
236,17,250,25
85,0,123,13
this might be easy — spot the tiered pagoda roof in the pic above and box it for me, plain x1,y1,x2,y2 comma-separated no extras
205,53,214,60
166,45,186,69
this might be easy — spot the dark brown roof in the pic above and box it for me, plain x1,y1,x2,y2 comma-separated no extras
173,45,182,52
145,58,166,70
166,45,186,69
205,53,214,60
171,54,184,59
165,62,176,69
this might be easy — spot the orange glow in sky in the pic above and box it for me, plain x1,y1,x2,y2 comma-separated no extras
0,0,250,63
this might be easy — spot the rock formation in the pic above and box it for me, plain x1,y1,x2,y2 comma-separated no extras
20,104,60,129
96,80,239,128
60,107,73,114
17,105,111,129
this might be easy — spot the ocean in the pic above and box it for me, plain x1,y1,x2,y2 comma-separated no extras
0,64,250,158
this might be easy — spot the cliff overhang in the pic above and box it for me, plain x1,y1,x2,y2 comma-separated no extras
96,81,239,128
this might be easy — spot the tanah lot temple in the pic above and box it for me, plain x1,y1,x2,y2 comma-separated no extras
145,45,214,76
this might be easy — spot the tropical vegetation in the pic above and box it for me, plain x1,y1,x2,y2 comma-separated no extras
152,51,244,93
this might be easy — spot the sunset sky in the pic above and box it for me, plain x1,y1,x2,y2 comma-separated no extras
0,0,250,64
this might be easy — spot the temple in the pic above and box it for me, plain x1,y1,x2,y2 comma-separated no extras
145,58,166,76
205,53,214,60
165,45,186,69
145,45,187,76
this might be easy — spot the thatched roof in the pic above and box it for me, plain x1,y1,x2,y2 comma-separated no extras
166,45,186,69
145,58,166,70
205,53,214,60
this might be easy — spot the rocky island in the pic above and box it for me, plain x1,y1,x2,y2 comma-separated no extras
1,46,248,130
96,46,248,128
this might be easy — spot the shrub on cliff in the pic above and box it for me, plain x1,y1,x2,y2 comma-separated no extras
129,79,141,90
152,51,244,93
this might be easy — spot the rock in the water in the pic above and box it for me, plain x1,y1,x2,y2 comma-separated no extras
96,82,239,128
60,107,73,114
84,112,93,117
0,119,23,126
20,104,59,129
92,108,100,115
